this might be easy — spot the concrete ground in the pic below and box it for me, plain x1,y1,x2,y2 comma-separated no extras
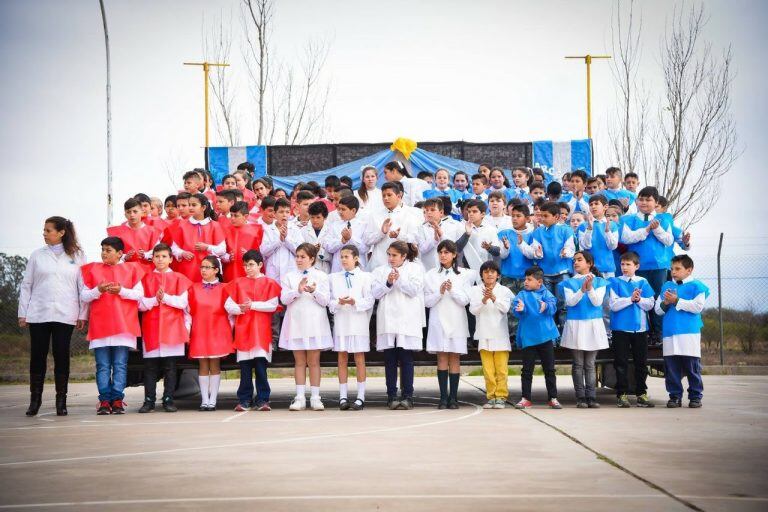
0,375,766,512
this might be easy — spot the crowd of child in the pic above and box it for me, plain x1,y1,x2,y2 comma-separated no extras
19,160,709,415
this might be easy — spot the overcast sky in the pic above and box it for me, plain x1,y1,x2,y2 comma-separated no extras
1,0,766,266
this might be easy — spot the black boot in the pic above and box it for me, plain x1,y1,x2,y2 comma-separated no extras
437,370,449,409
55,373,69,416
448,373,460,409
25,373,44,416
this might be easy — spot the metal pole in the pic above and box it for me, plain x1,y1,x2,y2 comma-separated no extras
99,0,113,227
183,62,229,150
586,55,592,140
717,232,724,366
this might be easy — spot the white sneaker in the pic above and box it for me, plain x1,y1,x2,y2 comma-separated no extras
289,396,307,411
493,399,507,409
310,396,325,411
483,399,496,409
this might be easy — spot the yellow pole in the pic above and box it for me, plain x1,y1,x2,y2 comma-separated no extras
565,55,611,140
184,61,229,148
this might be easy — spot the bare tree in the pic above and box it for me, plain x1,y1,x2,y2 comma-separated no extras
608,2,739,229
241,0,273,145
607,0,649,175
649,4,739,228
240,0,331,146
203,11,240,146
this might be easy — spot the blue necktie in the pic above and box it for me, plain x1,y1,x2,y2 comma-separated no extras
345,271,353,288
302,270,309,275
202,282,216,290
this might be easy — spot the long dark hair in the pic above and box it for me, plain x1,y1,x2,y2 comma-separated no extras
436,239,459,274
574,250,600,277
192,193,217,221
45,216,81,257
384,160,411,178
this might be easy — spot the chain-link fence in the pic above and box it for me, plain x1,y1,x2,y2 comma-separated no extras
2,234,767,380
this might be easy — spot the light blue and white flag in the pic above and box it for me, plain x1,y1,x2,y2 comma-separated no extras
206,145,267,184
532,139,592,179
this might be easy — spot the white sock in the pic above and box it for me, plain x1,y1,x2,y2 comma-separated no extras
310,386,321,399
339,383,348,400
209,374,221,407
296,384,306,399
356,380,366,402
198,376,210,406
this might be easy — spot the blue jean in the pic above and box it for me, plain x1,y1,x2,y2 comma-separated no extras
543,273,567,336
238,358,271,405
637,269,668,340
93,346,129,402
664,356,703,401
383,347,414,398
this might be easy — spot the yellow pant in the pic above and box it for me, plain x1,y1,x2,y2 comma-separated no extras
480,350,509,399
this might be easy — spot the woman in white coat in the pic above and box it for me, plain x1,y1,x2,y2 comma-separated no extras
18,216,88,416
423,240,476,409
279,243,333,411
371,240,425,410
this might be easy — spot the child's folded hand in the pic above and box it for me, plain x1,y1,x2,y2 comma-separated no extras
539,301,547,313
515,300,524,312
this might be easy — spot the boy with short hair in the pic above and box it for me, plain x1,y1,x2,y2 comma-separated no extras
498,204,533,294
529,182,546,204
609,251,656,408
363,181,422,270
225,250,282,411
301,201,331,273
654,254,709,408
292,190,316,228
415,197,462,270
223,201,264,282
183,170,204,195
520,201,575,331
137,244,192,413
546,181,562,202
512,266,561,409
456,199,500,273
79,237,145,414
263,198,302,282
215,189,237,230
566,169,590,216
221,174,238,190
620,186,675,344
624,172,640,194
603,167,636,213
484,191,512,231
322,195,370,273
470,174,489,202
579,194,619,277
108,198,163,273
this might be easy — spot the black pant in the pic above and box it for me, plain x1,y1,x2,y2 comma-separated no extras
28,322,74,378
383,347,414,398
143,357,178,401
521,341,557,400
612,331,649,396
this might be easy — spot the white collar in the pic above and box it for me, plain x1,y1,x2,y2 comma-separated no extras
573,273,593,280
676,276,694,284
153,267,173,273
636,211,656,220
189,217,211,226
202,278,220,284
618,275,638,282
48,243,64,255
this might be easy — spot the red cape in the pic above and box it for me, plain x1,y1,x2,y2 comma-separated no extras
81,262,145,341
224,276,281,353
140,271,192,351
223,223,264,282
188,282,234,358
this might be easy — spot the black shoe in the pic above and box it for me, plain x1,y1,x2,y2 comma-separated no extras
689,399,702,408
438,399,448,410
666,397,682,408
339,398,351,411
400,397,414,410
576,400,589,409
587,399,601,409
387,396,398,410
199,404,209,411
139,400,155,413
352,399,364,411
25,373,44,417
447,400,459,410
162,398,177,412
55,394,67,416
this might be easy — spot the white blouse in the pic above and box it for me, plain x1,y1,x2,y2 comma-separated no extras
18,245,88,325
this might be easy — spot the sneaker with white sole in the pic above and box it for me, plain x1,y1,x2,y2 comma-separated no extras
310,397,325,411
548,398,562,409
514,398,532,409
493,399,507,409
483,399,496,409
289,396,307,411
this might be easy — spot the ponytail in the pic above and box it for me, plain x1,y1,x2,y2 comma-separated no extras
192,193,217,221
45,216,81,257
574,250,600,277
389,240,418,262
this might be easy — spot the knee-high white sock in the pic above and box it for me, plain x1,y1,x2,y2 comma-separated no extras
310,386,321,399
296,384,306,399
208,374,221,407
339,383,348,400
198,375,210,406
356,380,366,401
